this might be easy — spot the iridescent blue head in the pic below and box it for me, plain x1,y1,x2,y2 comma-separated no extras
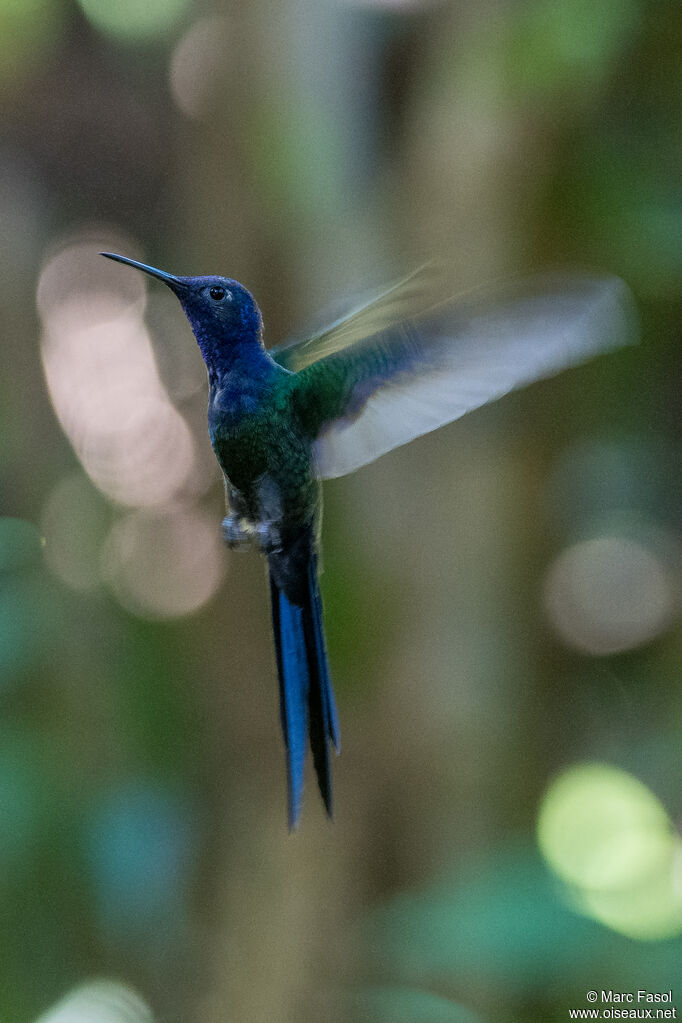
101,252,264,371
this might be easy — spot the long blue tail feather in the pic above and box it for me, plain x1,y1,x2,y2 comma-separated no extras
269,556,338,827
307,557,340,752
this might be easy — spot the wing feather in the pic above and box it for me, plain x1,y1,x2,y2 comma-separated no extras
289,273,636,480
271,263,443,371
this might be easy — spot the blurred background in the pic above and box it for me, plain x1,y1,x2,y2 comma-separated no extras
1,0,681,1021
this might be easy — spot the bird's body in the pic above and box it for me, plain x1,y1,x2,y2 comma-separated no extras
184,293,338,824
209,350,339,824
101,253,636,826
208,354,309,525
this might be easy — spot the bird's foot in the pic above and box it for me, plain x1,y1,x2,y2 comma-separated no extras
222,515,252,551
255,521,283,556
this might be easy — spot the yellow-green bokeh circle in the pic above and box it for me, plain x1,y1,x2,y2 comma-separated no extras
76,0,189,41
537,763,672,892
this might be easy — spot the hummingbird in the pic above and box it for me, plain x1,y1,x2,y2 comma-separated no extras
101,253,635,826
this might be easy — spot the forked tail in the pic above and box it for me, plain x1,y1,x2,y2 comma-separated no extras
269,555,340,828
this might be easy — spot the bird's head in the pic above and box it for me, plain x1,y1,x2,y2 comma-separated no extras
100,253,264,367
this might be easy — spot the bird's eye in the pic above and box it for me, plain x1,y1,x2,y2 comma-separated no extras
209,285,227,301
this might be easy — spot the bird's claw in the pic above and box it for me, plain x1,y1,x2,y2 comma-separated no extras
255,521,283,555
222,515,252,551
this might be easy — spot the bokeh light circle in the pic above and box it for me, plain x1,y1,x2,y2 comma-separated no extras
41,474,110,593
538,763,682,940
38,236,199,509
169,15,230,120
75,0,189,41
101,506,226,619
543,534,676,654
538,763,672,892
37,238,146,323
36,980,153,1023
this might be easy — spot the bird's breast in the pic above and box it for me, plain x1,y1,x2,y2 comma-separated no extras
209,410,270,490
207,374,317,524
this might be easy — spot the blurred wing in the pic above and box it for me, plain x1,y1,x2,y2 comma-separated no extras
293,274,637,480
271,263,444,371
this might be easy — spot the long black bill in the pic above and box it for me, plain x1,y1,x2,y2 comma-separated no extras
100,252,185,290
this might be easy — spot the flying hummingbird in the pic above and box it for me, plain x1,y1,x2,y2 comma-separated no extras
101,253,635,826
